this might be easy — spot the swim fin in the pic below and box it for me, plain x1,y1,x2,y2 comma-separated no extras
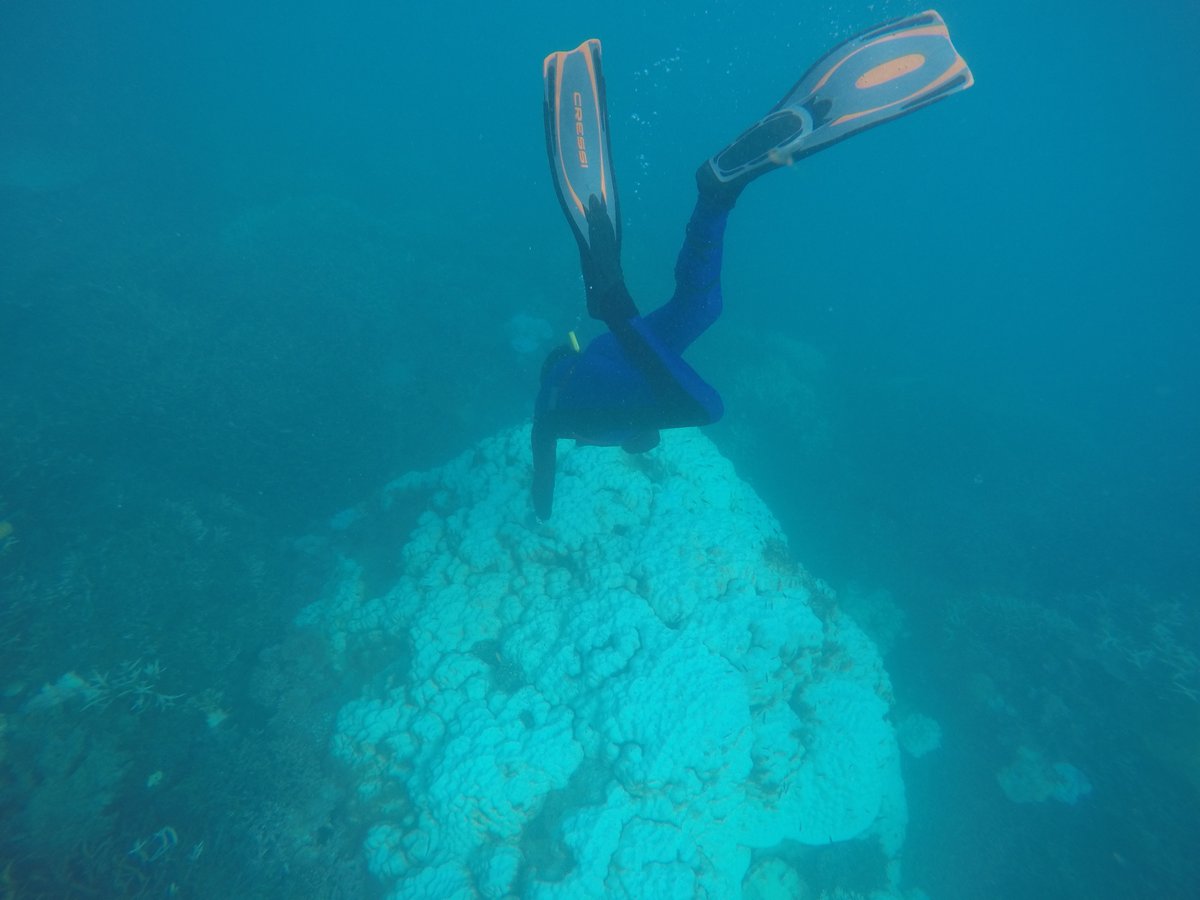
701,9,974,201
543,39,621,262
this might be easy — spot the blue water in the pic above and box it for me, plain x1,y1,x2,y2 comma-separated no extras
2,0,1197,897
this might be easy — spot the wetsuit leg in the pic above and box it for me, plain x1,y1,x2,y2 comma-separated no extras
595,190,729,429
641,193,730,354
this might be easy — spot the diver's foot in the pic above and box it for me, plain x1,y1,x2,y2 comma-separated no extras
698,106,813,207
586,280,638,324
695,160,743,209
581,195,639,323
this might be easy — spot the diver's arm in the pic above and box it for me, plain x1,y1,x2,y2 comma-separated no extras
530,346,577,520
530,415,557,520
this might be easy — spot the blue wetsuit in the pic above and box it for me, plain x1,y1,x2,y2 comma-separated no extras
532,193,731,517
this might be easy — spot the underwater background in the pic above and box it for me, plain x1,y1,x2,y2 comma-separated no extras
1,0,1196,897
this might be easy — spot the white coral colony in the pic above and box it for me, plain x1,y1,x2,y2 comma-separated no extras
299,427,909,899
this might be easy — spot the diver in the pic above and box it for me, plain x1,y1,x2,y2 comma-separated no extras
532,10,973,519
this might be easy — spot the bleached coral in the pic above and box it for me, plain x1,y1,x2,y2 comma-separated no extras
997,745,1092,805
896,713,942,759
301,426,910,899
